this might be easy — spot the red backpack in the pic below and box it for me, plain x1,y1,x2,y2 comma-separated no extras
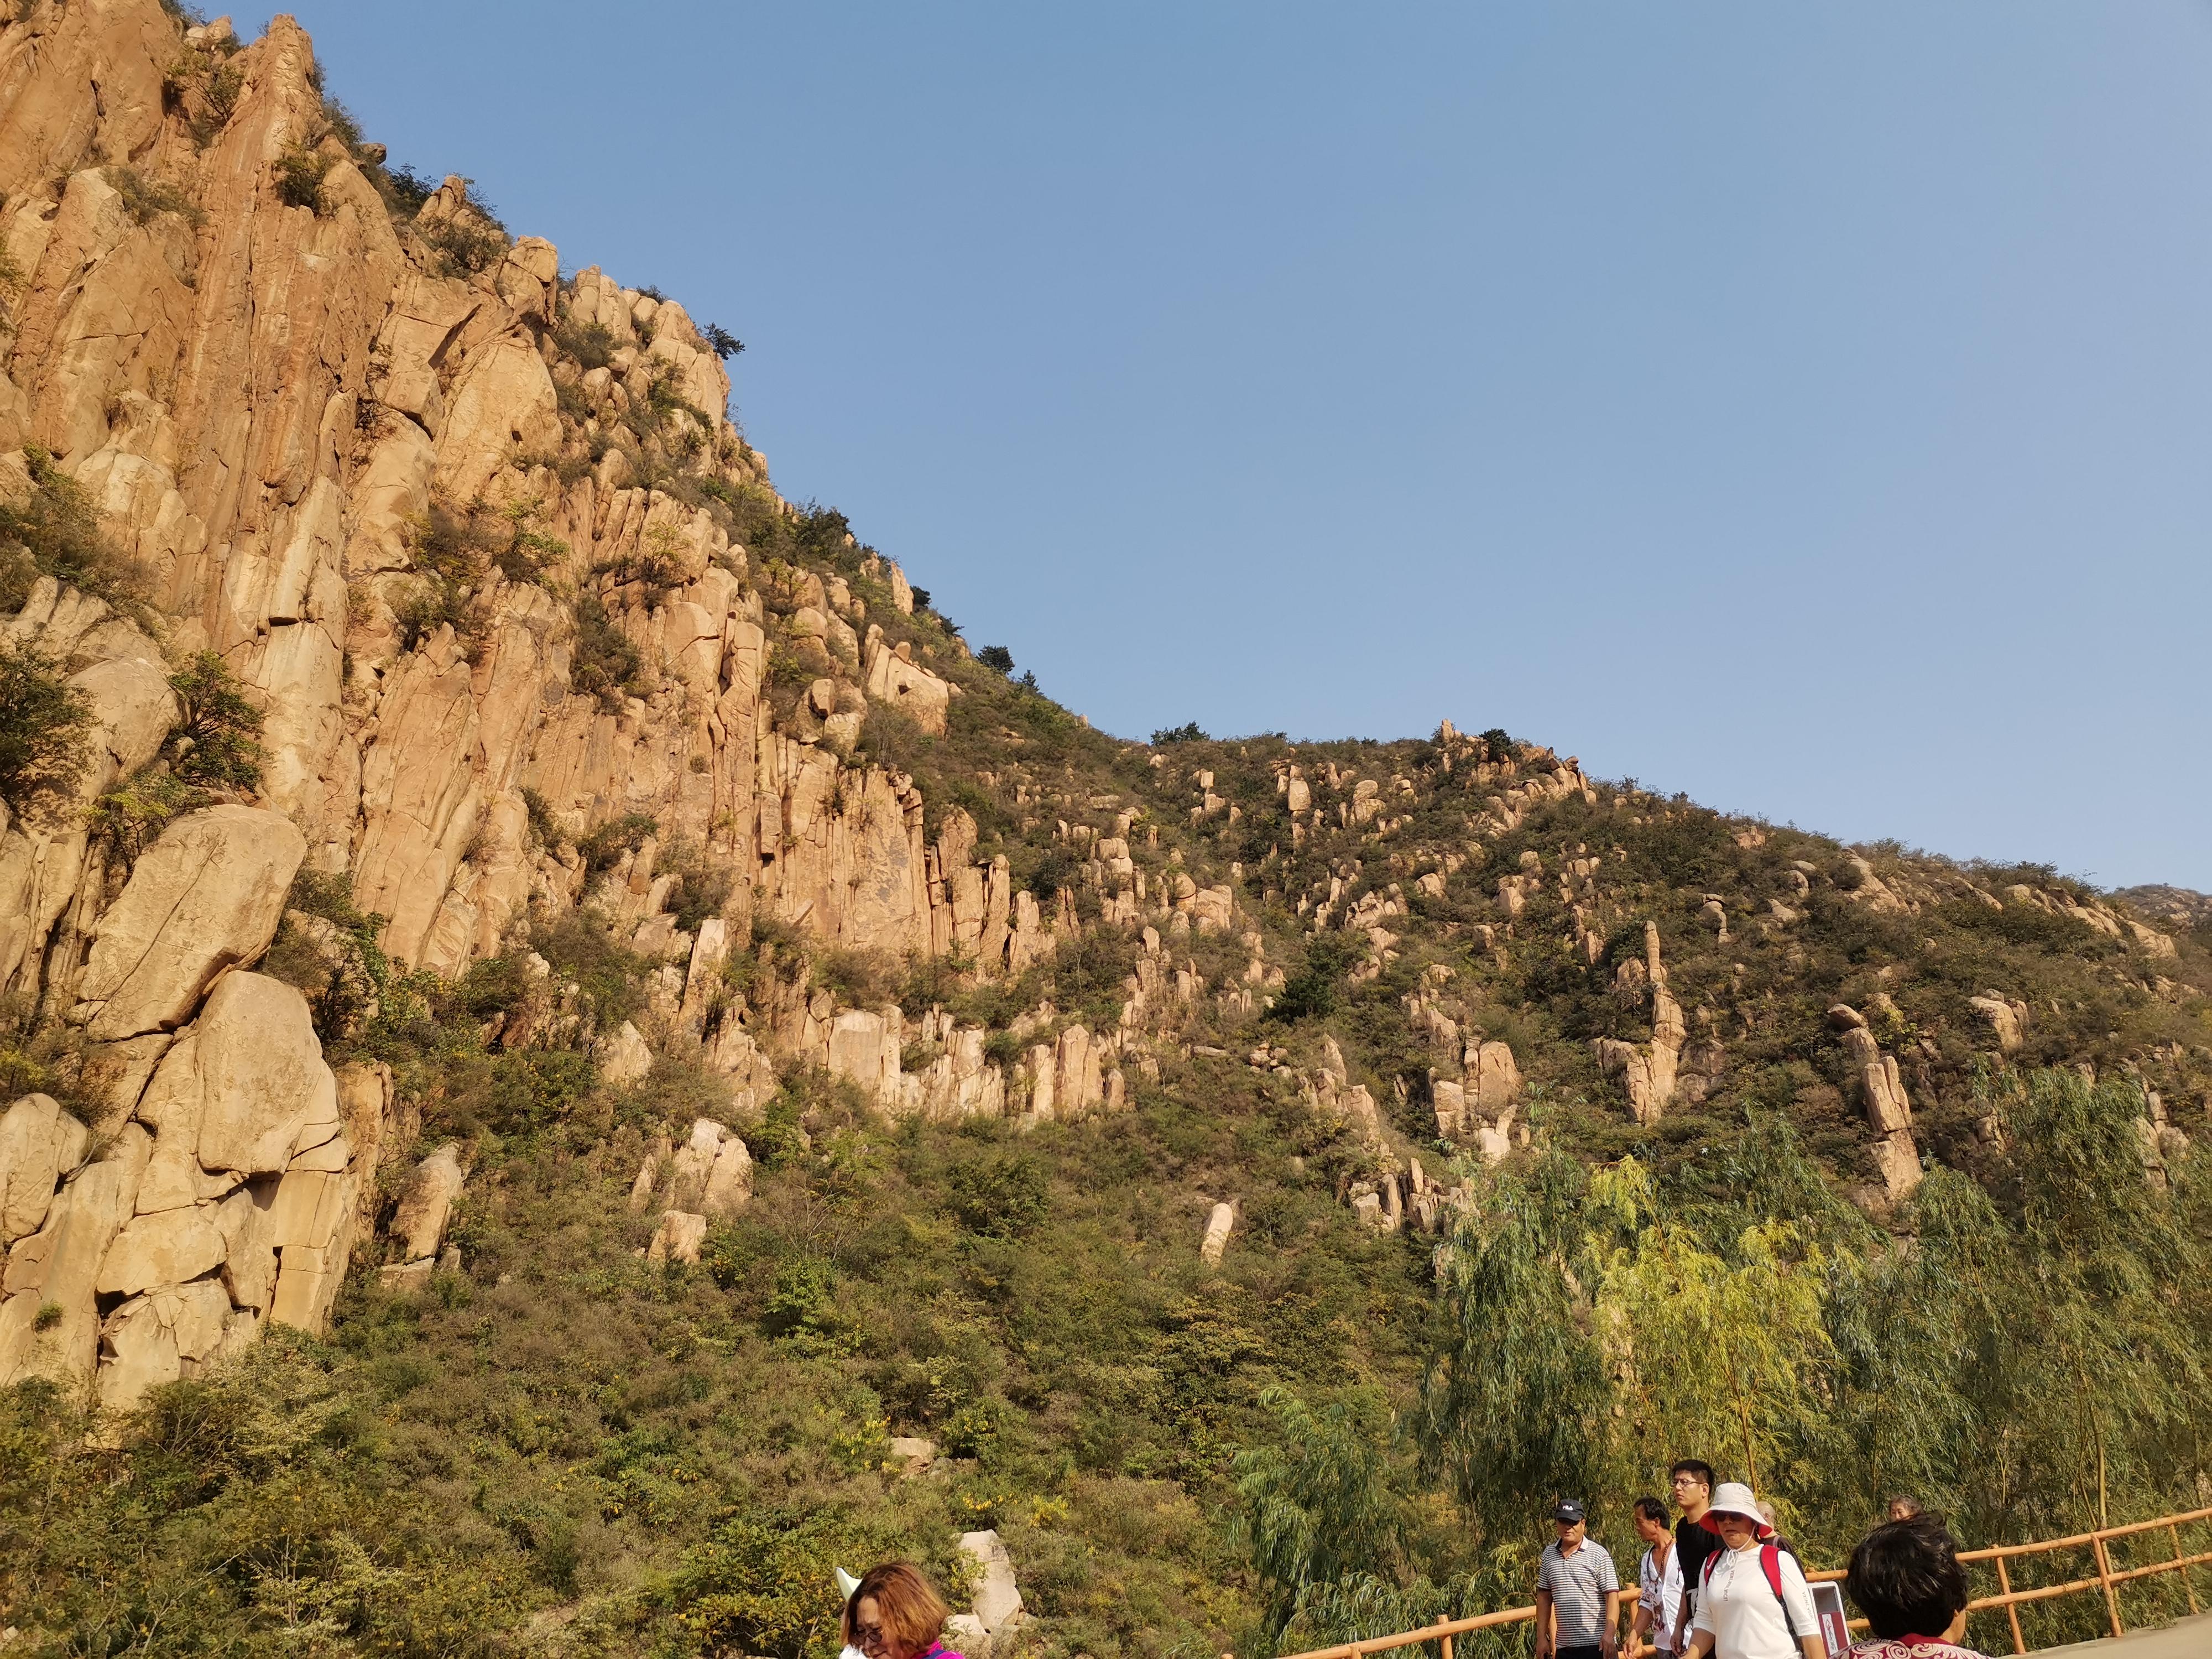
1701,1543,1807,1641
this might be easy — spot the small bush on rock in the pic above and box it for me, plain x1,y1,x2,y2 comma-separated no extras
0,446,150,619
0,640,91,822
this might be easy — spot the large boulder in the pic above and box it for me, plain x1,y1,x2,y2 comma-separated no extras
392,1143,466,1264
646,1210,707,1265
435,335,560,501
0,1131,147,1387
76,806,305,1040
0,1093,89,1242
95,1204,225,1296
137,973,337,1176
862,630,952,736
957,1529,1027,1651
96,1280,234,1412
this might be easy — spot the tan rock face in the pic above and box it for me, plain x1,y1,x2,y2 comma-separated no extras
1830,1004,1922,1199
1594,924,1683,1125
1199,1201,1235,1266
96,1204,226,1296
97,1279,234,1413
76,806,305,1040
862,627,952,735
646,1210,707,1265
1968,993,2027,1055
160,972,338,1176
392,1144,466,1264
0,1093,89,1243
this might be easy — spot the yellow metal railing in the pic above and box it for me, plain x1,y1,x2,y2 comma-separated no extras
1267,1504,2212,1659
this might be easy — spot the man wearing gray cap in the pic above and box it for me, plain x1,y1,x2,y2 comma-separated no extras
1536,1499,1624,1659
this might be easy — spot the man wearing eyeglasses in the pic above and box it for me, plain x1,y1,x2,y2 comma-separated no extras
1668,1460,1721,1656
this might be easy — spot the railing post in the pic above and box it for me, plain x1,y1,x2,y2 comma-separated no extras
2092,1534,2124,1640
2172,1522,2202,1616
1993,1554,2026,1657
1440,1636,1453,1659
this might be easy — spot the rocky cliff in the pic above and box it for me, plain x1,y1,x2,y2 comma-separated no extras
2,8,2208,1656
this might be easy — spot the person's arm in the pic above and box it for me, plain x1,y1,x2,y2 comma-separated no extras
1677,1574,1716,1659
1601,1588,1624,1659
1533,1587,1554,1659
1667,1582,1692,1653
1776,1554,1823,1659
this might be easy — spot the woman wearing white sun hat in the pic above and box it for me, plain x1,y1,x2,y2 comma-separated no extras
1677,1484,1825,1659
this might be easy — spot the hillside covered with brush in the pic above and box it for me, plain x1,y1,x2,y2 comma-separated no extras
2,7,2210,1658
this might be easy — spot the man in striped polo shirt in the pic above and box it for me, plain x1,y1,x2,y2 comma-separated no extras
1536,1499,1624,1659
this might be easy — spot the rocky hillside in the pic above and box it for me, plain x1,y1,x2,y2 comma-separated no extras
2,7,2209,1659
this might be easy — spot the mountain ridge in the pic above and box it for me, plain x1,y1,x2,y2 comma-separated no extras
2,7,2209,1658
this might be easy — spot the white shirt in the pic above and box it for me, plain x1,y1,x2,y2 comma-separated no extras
1691,1539,1818,1659
1639,1541,1684,1652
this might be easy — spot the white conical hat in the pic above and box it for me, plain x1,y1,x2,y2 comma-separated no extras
836,1567,862,1599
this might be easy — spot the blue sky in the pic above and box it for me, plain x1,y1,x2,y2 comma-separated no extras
253,3,2212,889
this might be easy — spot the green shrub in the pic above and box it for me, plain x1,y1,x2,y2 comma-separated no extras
368,160,438,220
414,180,510,276
1152,721,1209,745
554,316,617,371
576,811,657,874
520,785,563,851
0,640,91,822
0,446,150,618
532,910,651,1031
570,595,646,711
105,165,204,227
1268,934,1360,1025
484,1049,597,1134
85,766,199,858
943,1146,1050,1238
87,645,264,872
592,523,688,603
659,836,734,932
271,144,332,210
167,650,263,789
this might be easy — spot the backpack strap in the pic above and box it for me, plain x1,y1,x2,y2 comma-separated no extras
1759,1544,1804,1640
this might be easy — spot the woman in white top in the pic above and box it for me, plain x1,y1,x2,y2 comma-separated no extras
1678,1483,1823,1659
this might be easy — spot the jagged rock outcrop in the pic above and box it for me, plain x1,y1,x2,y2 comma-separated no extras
0,966,384,1406
3,1,2203,1464
1199,1199,1235,1265
1829,1004,1921,1199
1431,1037,1521,1164
1594,922,1685,1124
953,1528,1027,1659
73,805,304,1039
1968,992,2027,1055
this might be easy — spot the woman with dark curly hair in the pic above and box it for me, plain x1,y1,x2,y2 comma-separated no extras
1844,1515,1985,1659
842,1563,967,1659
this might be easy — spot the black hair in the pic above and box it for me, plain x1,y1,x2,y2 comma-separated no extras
1668,1459,1716,1488
1846,1516,1970,1640
1634,1496,1671,1525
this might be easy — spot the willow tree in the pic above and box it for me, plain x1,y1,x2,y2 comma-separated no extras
1418,1150,1615,1544
1583,1160,1834,1526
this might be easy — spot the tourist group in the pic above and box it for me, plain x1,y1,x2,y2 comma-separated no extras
814,1465,1981,1659
1536,1462,1981,1659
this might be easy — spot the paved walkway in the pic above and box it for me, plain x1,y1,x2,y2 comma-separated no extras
2032,1610,2212,1657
